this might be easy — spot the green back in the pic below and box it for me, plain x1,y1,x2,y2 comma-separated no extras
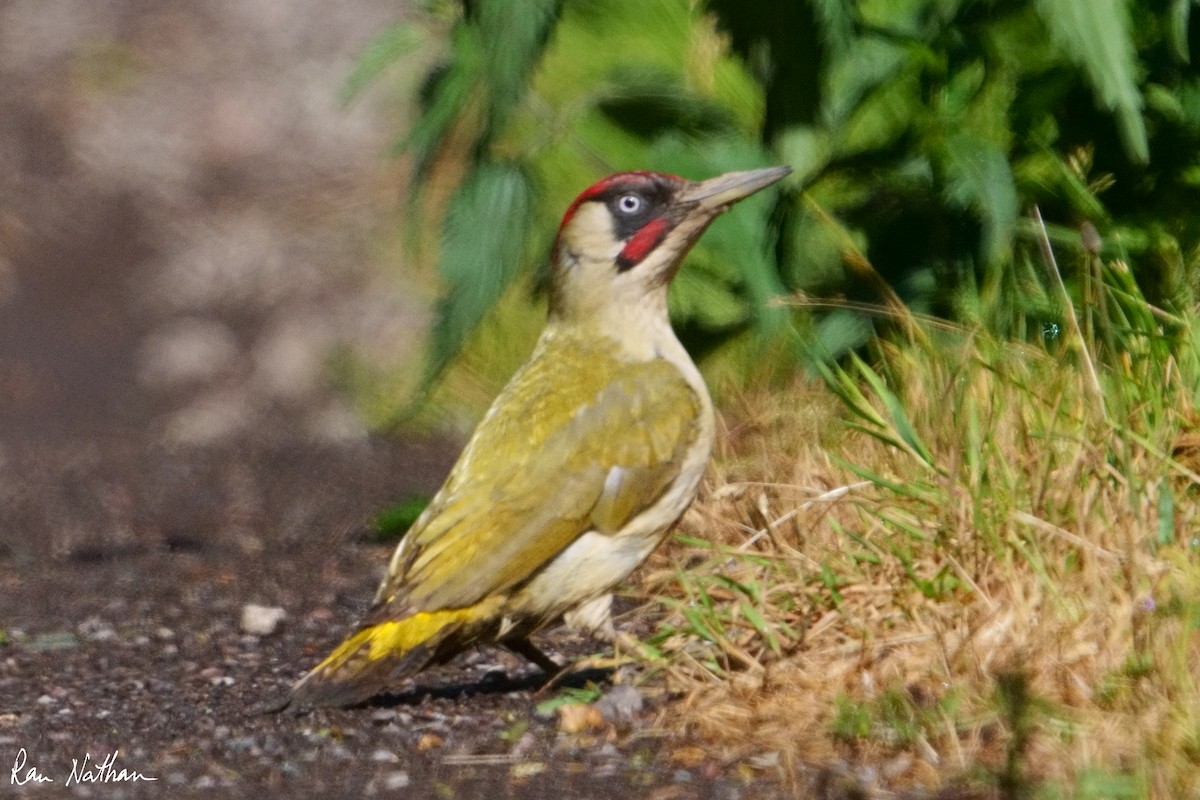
377,329,703,613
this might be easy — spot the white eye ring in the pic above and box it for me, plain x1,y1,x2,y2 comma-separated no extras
617,194,643,214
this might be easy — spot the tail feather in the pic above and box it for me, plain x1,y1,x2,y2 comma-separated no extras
265,604,499,713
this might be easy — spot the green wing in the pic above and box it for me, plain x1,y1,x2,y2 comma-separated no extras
377,336,702,612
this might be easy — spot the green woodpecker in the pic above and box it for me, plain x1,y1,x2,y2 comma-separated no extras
273,165,790,710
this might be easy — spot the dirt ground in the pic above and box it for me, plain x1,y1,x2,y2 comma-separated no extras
0,2,802,797
3,437,801,799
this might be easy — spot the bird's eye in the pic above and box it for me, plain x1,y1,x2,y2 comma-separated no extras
617,194,643,214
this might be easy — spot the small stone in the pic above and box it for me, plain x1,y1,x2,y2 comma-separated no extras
882,753,913,779
327,744,354,761
162,390,253,445
383,771,410,790
556,703,604,734
510,761,546,779
748,750,780,769
137,317,239,389
595,742,620,759
370,749,398,762
36,695,55,705
595,685,644,725
509,731,537,758
240,604,286,636
853,763,879,787
78,617,117,642
416,733,443,751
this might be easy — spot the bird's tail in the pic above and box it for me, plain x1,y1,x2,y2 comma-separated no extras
263,603,498,712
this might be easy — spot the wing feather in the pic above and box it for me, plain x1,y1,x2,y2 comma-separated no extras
374,333,701,614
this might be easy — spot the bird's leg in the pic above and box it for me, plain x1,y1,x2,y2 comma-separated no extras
502,636,562,677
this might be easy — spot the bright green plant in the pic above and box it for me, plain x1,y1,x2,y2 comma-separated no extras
349,0,1200,402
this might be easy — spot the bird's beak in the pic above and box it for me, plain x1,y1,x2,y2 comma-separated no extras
677,165,791,213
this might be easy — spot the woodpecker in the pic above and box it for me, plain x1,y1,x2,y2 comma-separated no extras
271,165,791,711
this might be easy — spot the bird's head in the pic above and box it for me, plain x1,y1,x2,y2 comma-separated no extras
548,166,791,325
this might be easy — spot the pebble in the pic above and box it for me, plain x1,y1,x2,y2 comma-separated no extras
370,749,398,762
240,604,287,636
595,743,620,759
595,685,644,725
136,317,239,389
328,745,355,761
509,731,537,758
416,733,444,751
383,771,410,790
78,617,118,642
882,753,913,779
511,761,546,778
556,703,603,733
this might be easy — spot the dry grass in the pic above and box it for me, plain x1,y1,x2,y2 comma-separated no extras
639,306,1200,798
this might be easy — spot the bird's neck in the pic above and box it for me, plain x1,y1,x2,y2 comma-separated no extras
546,288,678,364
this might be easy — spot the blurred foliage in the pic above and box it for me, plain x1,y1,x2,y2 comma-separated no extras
356,0,1200,409
369,494,431,542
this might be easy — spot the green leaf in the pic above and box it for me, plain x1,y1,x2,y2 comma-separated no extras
400,25,482,177
647,137,790,334
668,264,750,330
342,23,424,104
866,373,935,465
535,684,603,716
822,36,912,132
475,0,564,143
940,133,1019,266
1033,0,1148,162
1157,480,1175,546
596,65,737,139
371,495,432,542
740,602,781,655
809,0,854,56
426,161,534,384
1169,0,1193,63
